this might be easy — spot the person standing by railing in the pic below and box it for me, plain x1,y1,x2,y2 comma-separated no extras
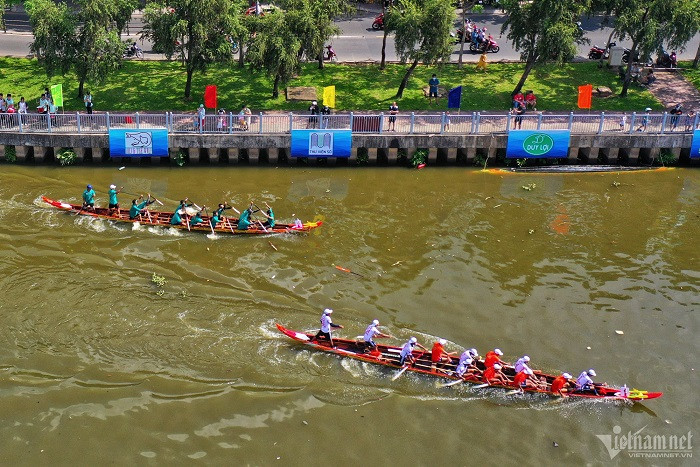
83,91,93,115
388,102,398,131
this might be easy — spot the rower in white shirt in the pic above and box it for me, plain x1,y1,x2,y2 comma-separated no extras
363,319,390,352
576,369,597,392
514,355,531,373
310,308,343,346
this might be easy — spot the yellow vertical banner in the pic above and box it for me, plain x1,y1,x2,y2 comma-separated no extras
323,86,336,108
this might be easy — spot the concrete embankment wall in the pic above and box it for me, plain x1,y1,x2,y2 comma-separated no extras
0,132,695,166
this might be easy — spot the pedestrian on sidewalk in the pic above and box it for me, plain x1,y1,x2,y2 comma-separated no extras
637,108,651,132
84,91,93,114
428,74,440,104
388,101,398,131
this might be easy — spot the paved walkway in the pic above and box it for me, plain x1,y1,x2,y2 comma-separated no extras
649,70,700,111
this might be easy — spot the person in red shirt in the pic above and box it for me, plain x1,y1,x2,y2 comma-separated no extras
483,348,504,368
430,338,455,373
512,368,545,391
549,372,572,396
482,363,509,385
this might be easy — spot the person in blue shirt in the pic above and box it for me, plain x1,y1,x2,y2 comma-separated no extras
210,203,231,230
236,202,254,230
107,184,124,216
428,74,440,104
171,198,193,225
190,208,205,226
129,194,155,220
82,184,96,210
260,202,275,228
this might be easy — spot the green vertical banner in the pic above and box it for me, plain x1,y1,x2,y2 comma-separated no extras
51,84,64,107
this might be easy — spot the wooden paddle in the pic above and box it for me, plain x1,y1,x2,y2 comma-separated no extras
392,365,409,381
439,378,464,388
334,265,364,278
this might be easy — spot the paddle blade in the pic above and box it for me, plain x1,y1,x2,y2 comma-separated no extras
472,383,490,389
439,379,463,388
392,366,409,381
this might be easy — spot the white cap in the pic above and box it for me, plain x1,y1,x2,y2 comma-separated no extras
409,337,417,344
523,355,530,362
469,348,478,356
323,308,333,314
588,369,596,377
645,107,652,111
493,363,502,370
312,101,317,105
525,368,534,375
495,348,503,356
562,373,572,379
110,184,116,189
439,338,446,345
372,319,379,326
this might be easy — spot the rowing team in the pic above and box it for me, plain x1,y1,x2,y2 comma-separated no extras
310,308,610,396
81,184,287,231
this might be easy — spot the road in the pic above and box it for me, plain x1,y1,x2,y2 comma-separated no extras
1,6,698,63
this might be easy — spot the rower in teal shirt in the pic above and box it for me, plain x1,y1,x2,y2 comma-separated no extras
82,184,96,209
107,184,123,216
261,202,275,228
171,198,193,225
210,203,231,229
129,195,155,219
190,210,204,226
237,203,254,230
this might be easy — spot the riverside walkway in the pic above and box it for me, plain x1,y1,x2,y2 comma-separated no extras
0,110,698,135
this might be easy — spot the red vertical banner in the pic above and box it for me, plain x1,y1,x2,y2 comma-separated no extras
204,85,217,109
577,84,593,109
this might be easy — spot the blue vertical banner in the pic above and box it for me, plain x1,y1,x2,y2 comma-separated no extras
109,129,169,157
506,130,571,158
691,129,700,158
291,129,351,157
447,86,462,109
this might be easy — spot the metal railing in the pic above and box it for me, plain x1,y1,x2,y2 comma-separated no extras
0,111,698,136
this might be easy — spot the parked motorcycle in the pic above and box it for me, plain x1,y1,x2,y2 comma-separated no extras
325,45,337,62
123,43,143,59
656,50,673,68
470,37,499,53
588,41,616,60
372,13,384,30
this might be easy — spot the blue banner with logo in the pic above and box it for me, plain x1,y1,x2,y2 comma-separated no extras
109,129,169,157
506,130,571,158
291,129,352,157
691,130,700,158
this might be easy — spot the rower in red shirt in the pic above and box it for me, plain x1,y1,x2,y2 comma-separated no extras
482,363,509,385
430,338,456,373
550,372,573,396
484,348,504,368
512,368,545,392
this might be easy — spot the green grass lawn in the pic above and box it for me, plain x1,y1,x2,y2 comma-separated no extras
679,61,700,93
0,57,662,112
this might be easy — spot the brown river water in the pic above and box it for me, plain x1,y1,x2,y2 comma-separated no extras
0,165,698,465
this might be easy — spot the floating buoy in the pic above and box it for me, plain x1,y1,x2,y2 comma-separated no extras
417,163,426,169
118,166,126,170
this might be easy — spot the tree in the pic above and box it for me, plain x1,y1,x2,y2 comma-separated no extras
246,11,301,98
501,0,589,96
388,0,454,98
26,0,134,98
607,0,700,96
694,41,700,69
25,0,76,75
457,1,483,68
279,0,353,70
142,0,244,99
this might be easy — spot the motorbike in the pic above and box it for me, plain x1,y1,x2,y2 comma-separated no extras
656,50,674,68
470,37,499,54
452,20,475,44
325,45,337,62
588,41,616,60
122,43,143,59
372,13,384,30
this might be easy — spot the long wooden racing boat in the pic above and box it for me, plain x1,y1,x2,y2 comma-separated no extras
42,197,322,235
277,324,662,402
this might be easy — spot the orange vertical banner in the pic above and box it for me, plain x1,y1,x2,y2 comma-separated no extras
577,84,593,109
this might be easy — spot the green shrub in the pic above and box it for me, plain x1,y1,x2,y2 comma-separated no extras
56,148,77,166
4,145,17,163
173,148,187,167
655,149,677,167
356,147,368,165
411,148,428,167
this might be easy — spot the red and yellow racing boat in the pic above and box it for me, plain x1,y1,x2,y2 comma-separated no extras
42,196,322,236
276,323,662,402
